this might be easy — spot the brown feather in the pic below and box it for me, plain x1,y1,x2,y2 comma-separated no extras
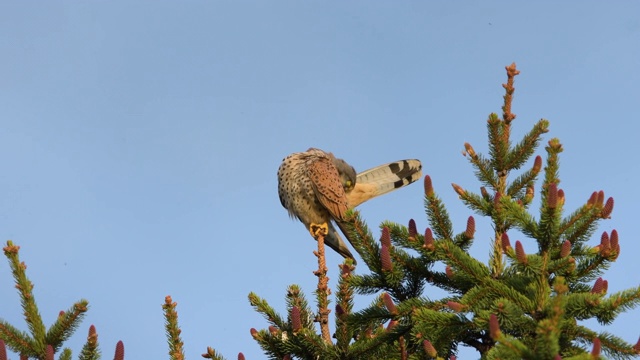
346,182,379,208
307,156,349,221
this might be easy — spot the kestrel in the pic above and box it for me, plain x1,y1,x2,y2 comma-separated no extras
277,148,422,263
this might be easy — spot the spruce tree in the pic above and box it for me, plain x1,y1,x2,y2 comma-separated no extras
2,64,639,360
227,63,640,359
0,241,125,360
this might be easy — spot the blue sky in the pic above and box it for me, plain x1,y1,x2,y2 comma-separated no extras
1,2,639,359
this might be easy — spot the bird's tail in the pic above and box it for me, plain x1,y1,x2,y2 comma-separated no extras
348,159,422,207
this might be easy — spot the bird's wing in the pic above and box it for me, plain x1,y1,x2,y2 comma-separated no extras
307,156,349,221
348,159,422,207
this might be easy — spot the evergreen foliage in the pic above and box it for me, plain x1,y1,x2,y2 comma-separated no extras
2,64,639,360
0,241,123,360
230,64,640,359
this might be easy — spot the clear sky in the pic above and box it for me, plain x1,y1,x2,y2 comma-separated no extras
1,2,638,359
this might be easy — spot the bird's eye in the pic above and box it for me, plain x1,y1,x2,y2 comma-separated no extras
345,180,352,188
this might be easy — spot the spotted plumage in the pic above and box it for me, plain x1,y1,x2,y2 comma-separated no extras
278,148,422,263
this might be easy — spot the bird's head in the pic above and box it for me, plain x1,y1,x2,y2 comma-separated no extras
332,158,357,193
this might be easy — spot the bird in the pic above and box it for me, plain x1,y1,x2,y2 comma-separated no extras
277,148,422,263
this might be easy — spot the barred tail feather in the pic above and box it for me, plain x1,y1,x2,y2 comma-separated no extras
348,159,422,207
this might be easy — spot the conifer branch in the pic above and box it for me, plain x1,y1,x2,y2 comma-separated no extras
1,241,126,360
347,326,399,359
560,201,606,247
58,348,72,360
411,307,468,354
505,119,549,171
454,188,492,217
0,322,32,356
349,296,393,327
45,301,89,351
463,144,498,188
573,254,611,282
78,325,100,360
484,279,536,312
384,222,448,295
248,292,287,329
423,176,454,240
248,327,286,359
506,168,535,201
502,198,538,238
487,113,509,177
435,240,490,281
488,189,516,277
312,230,332,344
593,286,640,325
542,139,563,193
538,182,563,251
201,346,227,360
162,296,185,360
2,241,47,357
343,210,383,266
502,63,519,125
334,262,355,351
286,285,315,331
572,326,639,360
384,222,423,253
547,256,576,276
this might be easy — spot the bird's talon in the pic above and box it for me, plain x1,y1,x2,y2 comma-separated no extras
310,222,329,238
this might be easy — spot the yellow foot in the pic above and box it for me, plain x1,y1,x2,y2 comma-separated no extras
309,222,329,238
